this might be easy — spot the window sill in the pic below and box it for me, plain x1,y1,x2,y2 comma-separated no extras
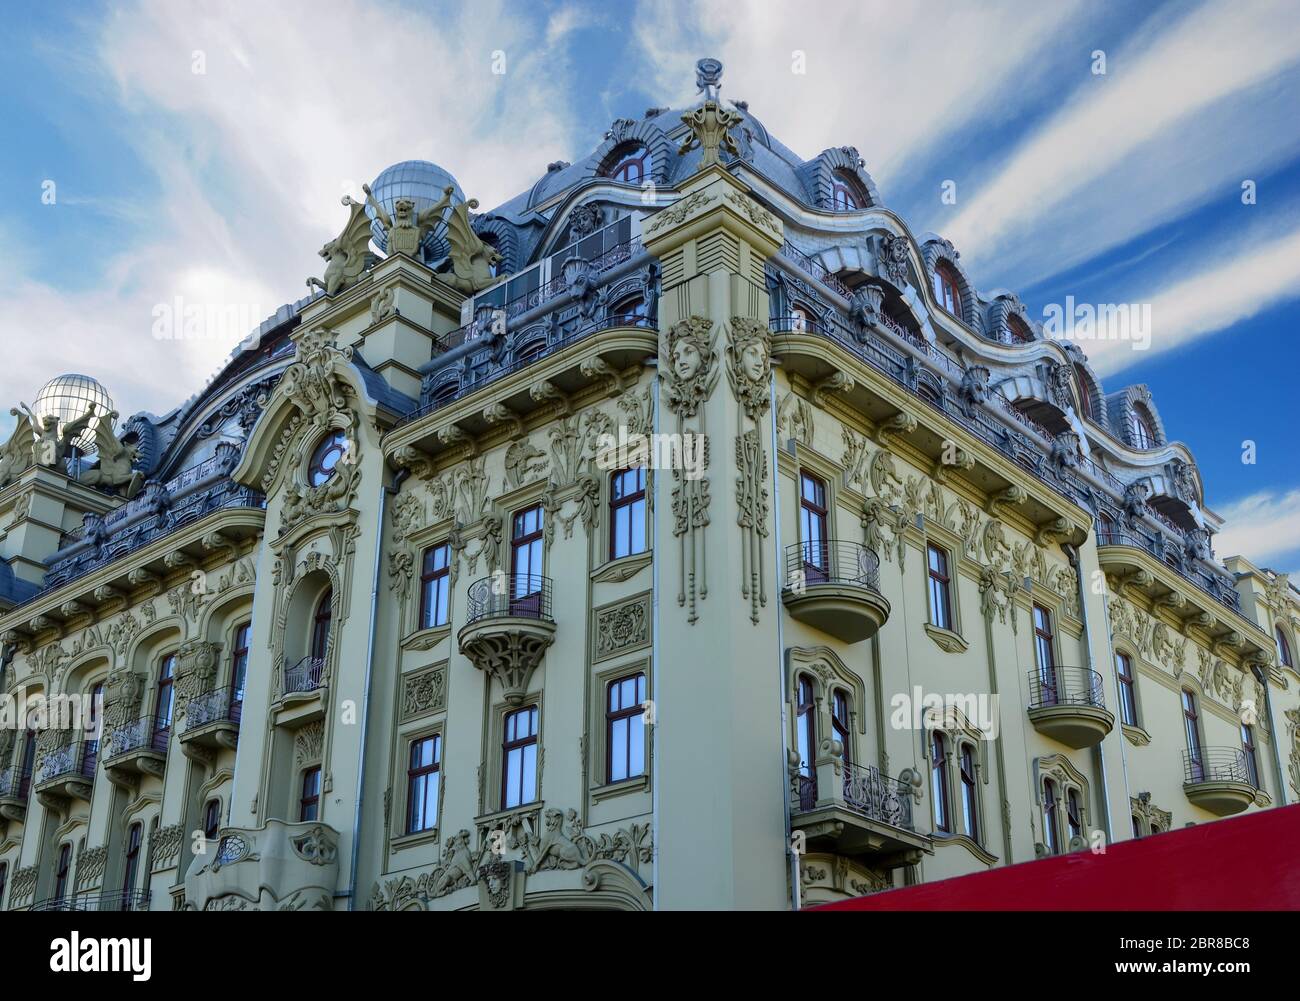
592,551,652,583
1121,724,1151,747
924,623,968,654
591,774,650,803
389,827,440,854
401,624,451,652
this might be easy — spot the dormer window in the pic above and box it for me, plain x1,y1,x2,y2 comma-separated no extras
831,172,861,211
1074,364,1093,419
1006,315,1033,344
605,145,651,184
1131,408,1157,449
932,263,961,315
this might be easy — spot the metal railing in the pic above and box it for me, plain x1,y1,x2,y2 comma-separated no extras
284,657,325,695
184,686,244,731
0,764,32,800
782,541,881,593
105,716,170,760
465,574,554,624
1026,666,1105,710
1182,747,1252,786
34,740,98,785
778,240,853,299
1097,528,1241,614
791,762,916,831
31,890,151,912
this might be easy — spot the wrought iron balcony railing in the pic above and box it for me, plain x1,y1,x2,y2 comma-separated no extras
184,686,244,730
33,740,98,785
792,762,916,832
465,574,554,625
30,890,151,912
105,716,170,759
283,657,325,695
1183,747,1252,786
1026,667,1106,710
782,540,881,593
0,764,32,800
1097,528,1240,614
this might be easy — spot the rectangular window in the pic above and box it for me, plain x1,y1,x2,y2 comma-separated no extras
1182,690,1203,781
510,506,544,615
799,472,828,581
832,690,851,767
54,843,72,903
1241,723,1259,788
122,822,143,896
960,744,978,842
610,468,647,560
204,799,221,840
606,674,647,784
927,544,953,630
1115,652,1137,726
502,706,539,809
407,735,442,833
300,766,322,821
155,654,176,733
1066,788,1083,843
795,675,815,779
419,544,451,630
1033,606,1056,705
931,731,950,833
232,623,251,706
1042,780,1060,855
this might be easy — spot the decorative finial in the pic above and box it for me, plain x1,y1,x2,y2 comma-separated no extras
695,58,723,101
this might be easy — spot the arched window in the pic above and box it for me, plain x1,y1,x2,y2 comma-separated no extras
795,675,816,781
1006,315,1034,344
203,799,221,839
959,743,979,842
515,339,547,364
1276,627,1292,669
1131,408,1157,449
605,145,651,184
932,263,961,315
430,381,459,408
308,431,348,487
611,294,648,324
54,842,72,904
122,822,143,898
1042,779,1060,854
830,171,861,211
931,731,950,833
831,690,851,766
1066,787,1083,843
311,589,332,662
790,305,812,332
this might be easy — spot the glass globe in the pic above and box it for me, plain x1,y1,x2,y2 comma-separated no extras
32,374,114,455
365,160,465,265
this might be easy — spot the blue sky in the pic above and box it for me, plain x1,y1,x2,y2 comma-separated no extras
1,0,1298,573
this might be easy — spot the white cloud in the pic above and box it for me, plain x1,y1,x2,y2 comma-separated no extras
946,0,1300,269
1,0,585,421
1078,222,1300,376
1214,490,1300,570
630,0,1085,185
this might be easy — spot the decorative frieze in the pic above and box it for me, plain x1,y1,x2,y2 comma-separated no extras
400,664,447,722
594,594,651,662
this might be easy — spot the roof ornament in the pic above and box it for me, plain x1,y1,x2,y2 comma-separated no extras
363,182,454,263
680,58,742,169
307,195,377,296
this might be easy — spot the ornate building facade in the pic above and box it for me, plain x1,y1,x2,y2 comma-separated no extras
0,60,1297,912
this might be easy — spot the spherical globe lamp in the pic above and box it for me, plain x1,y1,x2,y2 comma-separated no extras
32,374,114,456
365,160,465,265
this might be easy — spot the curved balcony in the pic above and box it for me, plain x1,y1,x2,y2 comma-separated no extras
781,541,890,643
33,739,97,805
183,820,339,911
181,686,242,759
0,764,32,826
102,715,168,788
30,890,151,912
458,573,556,705
1026,667,1114,749
1183,748,1257,816
790,760,929,868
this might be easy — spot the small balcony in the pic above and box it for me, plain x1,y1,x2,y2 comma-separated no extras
791,758,929,868
29,890,151,912
102,715,169,787
1025,667,1114,749
1182,748,1257,816
0,764,32,826
181,686,243,759
458,573,556,705
781,541,891,643
33,739,97,804
284,657,325,696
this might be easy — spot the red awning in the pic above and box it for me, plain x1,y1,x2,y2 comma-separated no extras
811,804,1300,910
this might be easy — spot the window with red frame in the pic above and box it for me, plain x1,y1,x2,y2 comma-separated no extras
610,467,647,560
932,263,961,315
607,674,647,784
407,735,442,834
931,731,950,833
300,766,321,821
419,544,451,630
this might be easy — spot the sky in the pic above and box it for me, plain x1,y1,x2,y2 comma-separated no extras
1,0,1297,575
